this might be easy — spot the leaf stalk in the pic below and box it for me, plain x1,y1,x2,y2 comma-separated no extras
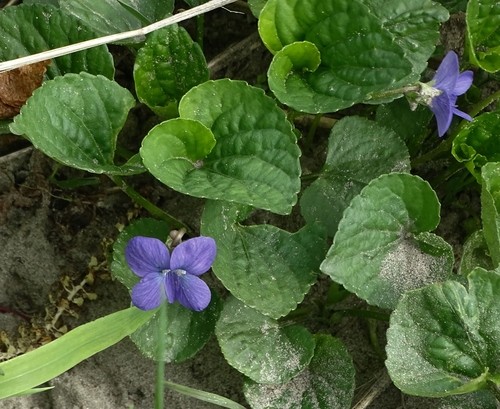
108,175,191,233
154,303,167,409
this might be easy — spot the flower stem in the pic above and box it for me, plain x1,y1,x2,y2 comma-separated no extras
154,304,167,409
332,308,390,322
108,175,191,233
301,172,322,181
304,113,323,148
469,89,500,117
367,318,385,361
411,137,452,168
154,357,165,409
196,14,205,49
368,84,420,100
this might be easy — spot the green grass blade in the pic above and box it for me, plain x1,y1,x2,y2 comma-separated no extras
0,307,154,399
165,380,247,409
11,386,54,397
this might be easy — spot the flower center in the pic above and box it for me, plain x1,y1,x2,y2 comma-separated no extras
164,268,187,277
417,82,443,106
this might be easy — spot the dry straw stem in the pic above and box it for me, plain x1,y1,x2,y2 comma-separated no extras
0,0,238,73
352,369,393,409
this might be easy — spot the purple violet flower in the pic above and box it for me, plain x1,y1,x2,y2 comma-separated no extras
426,51,473,137
125,236,216,312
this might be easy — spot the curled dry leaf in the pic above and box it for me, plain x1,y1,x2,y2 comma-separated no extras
0,60,50,119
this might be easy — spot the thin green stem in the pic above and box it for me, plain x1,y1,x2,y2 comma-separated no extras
286,108,304,124
411,137,451,168
196,14,205,49
154,304,167,409
368,84,420,100
304,113,323,148
108,175,191,233
469,89,500,117
367,319,385,361
283,304,317,322
301,172,322,181
411,120,469,168
332,308,390,322
428,161,470,190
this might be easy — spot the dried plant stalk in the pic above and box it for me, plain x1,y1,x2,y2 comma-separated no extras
0,0,237,73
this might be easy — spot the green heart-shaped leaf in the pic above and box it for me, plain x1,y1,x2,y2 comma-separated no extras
376,99,433,157
459,230,495,277
60,0,173,37
466,0,500,72
481,162,500,268
244,334,355,408
260,0,448,113
0,4,114,78
435,391,498,409
434,0,467,13
130,296,221,363
321,173,454,310
10,73,142,175
216,297,315,384
248,0,268,17
141,79,301,215
386,268,500,397
141,118,217,181
117,0,174,23
300,116,410,236
201,200,327,319
452,112,500,181
134,25,209,117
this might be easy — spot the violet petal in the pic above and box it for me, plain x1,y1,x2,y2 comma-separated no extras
164,271,211,311
452,106,473,122
170,237,217,276
454,70,473,95
433,51,459,93
125,236,170,278
175,274,211,311
131,273,166,310
164,270,177,304
431,93,453,137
